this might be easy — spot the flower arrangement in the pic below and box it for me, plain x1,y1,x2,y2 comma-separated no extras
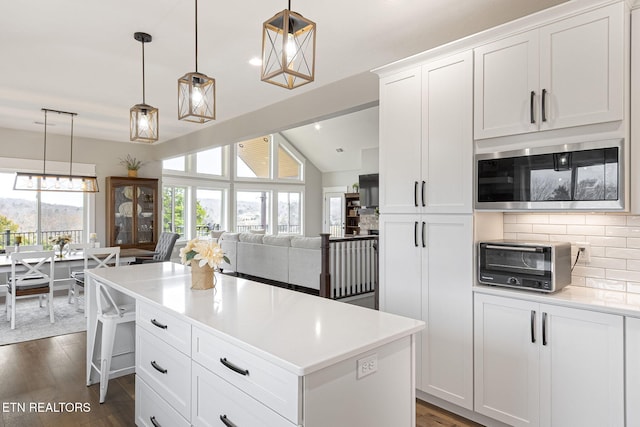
49,234,72,247
180,238,229,269
119,154,146,171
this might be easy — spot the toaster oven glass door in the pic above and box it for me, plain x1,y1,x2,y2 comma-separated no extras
483,244,551,277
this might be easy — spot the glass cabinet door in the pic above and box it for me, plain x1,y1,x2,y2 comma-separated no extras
107,177,158,249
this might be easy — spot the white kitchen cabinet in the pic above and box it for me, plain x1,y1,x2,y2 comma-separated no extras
474,3,624,139
626,316,640,427
380,214,473,409
379,51,472,214
474,293,624,427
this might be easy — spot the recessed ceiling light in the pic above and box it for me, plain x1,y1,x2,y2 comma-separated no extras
336,148,344,153
249,57,262,66
314,122,321,130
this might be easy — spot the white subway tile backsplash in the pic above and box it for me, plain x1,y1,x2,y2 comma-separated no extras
504,223,533,233
503,232,517,240
585,236,627,248
548,214,586,225
502,213,640,298
531,224,566,234
585,215,626,226
566,225,605,236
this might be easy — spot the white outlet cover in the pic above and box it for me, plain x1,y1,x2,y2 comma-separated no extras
357,354,378,379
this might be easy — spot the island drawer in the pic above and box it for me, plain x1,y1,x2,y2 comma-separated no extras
137,301,191,355
136,376,190,427
192,326,301,424
137,327,191,420
192,361,297,427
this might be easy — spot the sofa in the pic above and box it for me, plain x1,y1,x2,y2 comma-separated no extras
216,232,322,290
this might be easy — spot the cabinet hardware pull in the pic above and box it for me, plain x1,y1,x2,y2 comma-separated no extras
421,181,426,207
220,415,238,427
541,89,547,122
530,91,536,124
220,357,250,376
150,416,161,427
530,310,536,343
542,312,548,346
414,181,418,207
421,222,426,248
150,360,167,374
414,222,419,247
150,318,168,329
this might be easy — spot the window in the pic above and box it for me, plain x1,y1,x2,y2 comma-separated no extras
236,137,271,179
0,172,86,248
196,147,223,175
278,146,303,180
196,188,225,236
163,186,187,238
236,191,269,232
163,156,186,172
277,192,301,234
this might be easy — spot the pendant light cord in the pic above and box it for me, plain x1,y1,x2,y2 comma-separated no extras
43,110,48,175
195,0,199,73
69,114,74,177
141,39,147,104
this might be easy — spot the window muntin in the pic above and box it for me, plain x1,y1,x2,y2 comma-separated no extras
163,186,187,238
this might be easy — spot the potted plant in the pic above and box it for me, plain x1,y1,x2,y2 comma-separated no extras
352,182,359,193
119,154,146,177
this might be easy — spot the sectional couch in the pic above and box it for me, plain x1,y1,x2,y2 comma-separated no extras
215,232,322,291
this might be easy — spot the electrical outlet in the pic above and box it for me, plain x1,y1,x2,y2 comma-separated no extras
576,242,591,264
357,354,378,379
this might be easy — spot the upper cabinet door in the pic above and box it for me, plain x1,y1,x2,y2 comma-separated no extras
379,67,422,214
474,30,539,139
539,3,624,131
422,51,473,214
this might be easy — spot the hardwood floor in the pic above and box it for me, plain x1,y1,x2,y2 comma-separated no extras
0,332,482,426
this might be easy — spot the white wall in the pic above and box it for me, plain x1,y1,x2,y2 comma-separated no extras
504,213,640,294
305,162,323,237
322,147,379,191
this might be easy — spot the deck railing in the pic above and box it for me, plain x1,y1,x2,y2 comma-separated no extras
320,233,378,306
2,229,84,249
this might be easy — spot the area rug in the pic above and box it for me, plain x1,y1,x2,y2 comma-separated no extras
0,294,86,346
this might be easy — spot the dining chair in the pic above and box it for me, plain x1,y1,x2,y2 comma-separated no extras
67,243,91,303
88,277,135,403
5,250,55,330
5,244,45,254
133,232,179,263
70,247,120,313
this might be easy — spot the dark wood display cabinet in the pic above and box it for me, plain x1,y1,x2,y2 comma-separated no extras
105,176,159,250
345,192,360,236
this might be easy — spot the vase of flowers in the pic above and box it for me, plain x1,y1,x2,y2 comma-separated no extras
179,238,229,290
49,234,72,258
119,154,146,178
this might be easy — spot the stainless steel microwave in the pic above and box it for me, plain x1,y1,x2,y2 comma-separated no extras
475,139,624,210
478,240,572,293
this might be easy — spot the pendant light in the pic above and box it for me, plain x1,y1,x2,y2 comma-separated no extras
261,0,316,89
14,109,99,193
130,32,159,142
178,0,216,123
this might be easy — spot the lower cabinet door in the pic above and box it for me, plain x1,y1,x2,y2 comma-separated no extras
136,376,190,427
192,362,297,427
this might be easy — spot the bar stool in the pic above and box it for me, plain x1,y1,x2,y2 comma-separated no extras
88,279,135,403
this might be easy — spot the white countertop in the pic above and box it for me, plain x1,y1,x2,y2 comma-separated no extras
474,284,640,318
87,262,425,376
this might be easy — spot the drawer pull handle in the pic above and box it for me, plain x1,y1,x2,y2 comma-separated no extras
220,357,249,376
150,318,168,329
220,414,238,427
150,416,162,427
150,360,168,374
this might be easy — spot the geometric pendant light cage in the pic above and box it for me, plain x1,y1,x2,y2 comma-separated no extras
14,108,99,192
261,0,316,89
130,31,159,142
178,0,216,123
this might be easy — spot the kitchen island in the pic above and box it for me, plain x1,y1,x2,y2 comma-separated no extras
85,262,424,426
